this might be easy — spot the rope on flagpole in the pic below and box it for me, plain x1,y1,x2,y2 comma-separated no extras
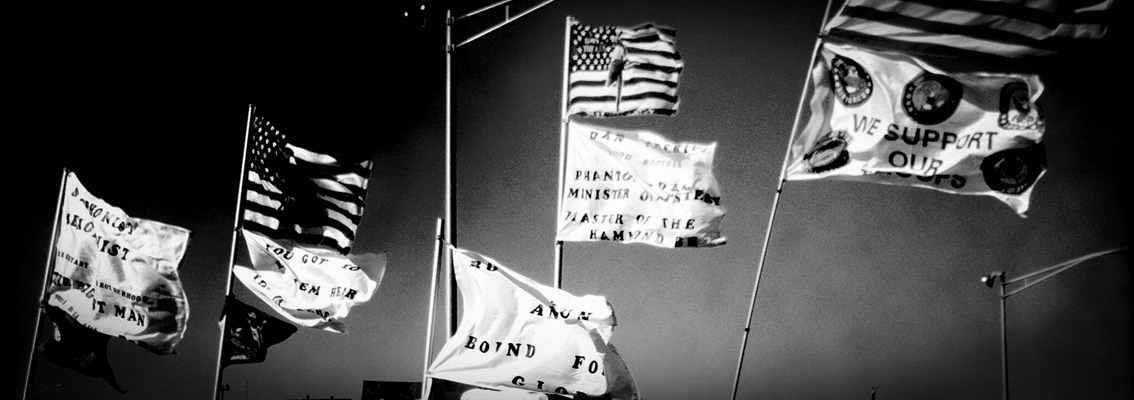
729,0,841,398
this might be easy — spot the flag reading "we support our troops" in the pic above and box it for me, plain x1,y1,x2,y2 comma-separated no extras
558,121,727,248
787,41,1047,216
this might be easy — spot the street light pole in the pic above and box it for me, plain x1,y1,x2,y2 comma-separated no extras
980,246,1128,400
996,272,1008,400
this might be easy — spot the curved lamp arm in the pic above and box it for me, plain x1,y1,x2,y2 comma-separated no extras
1003,247,1129,298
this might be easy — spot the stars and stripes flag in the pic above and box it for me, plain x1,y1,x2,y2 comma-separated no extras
567,18,683,117
242,112,373,255
825,0,1112,58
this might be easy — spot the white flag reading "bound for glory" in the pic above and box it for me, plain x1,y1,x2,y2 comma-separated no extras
558,121,727,248
426,247,639,399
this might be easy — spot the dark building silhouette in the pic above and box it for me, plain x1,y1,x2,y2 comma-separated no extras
361,381,421,400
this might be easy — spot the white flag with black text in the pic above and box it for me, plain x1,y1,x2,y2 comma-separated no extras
234,229,385,333
558,121,726,248
426,247,638,400
48,171,193,355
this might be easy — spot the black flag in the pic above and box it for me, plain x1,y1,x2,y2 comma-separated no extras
37,303,128,393
219,296,298,367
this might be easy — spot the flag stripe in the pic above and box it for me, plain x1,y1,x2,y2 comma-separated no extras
289,145,372,186
905,0,1111,29
836,5,1058,52
308,177,368,208
825,0,1112,57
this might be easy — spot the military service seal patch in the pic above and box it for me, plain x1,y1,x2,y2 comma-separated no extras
998,82,1044,130
803,130,852,173
830,55,873,106
902,72,963,125
981,146,1045,195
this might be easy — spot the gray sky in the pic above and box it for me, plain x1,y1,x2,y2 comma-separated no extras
14,1,1131,399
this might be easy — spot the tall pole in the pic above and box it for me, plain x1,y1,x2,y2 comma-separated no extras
22,168,69,400
999,274,1008,400
444,0,561,335
554,16,574,290
445,8,457,337
982,246,1128,400
214,104,254,400
730,1,837,399
421,218,446,398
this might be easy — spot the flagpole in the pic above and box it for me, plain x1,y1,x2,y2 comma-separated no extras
730,1,838,399
445,7,457,337
421,218,446,398
22,167,69,400
554,15,574,290
213,104,253,400
446,0,562,334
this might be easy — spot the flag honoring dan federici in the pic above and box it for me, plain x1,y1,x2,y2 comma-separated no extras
787,41,1047,216
426,247,640,400
235,111,385,333
47,171,193,355
558,121,726,248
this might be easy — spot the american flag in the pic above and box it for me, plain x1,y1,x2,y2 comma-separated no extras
825,0,1112,58
242,113,372,255
567,20,683,117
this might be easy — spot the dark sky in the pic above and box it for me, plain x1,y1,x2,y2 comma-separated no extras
14,1,1131,400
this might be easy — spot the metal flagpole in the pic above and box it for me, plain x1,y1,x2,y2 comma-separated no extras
22,167,69,400
730,0,838,399
213,104,254,400
444,0,562,335
554,15,574,290
445,7,456,337
421,218,445,398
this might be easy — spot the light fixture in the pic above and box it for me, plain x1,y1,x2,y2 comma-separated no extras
981,271,1004,288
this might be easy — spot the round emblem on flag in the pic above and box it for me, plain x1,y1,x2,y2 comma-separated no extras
803,130,852,173
830,55,873,106
981,146,1045,195
998,81,1044,130
902,72,963,125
